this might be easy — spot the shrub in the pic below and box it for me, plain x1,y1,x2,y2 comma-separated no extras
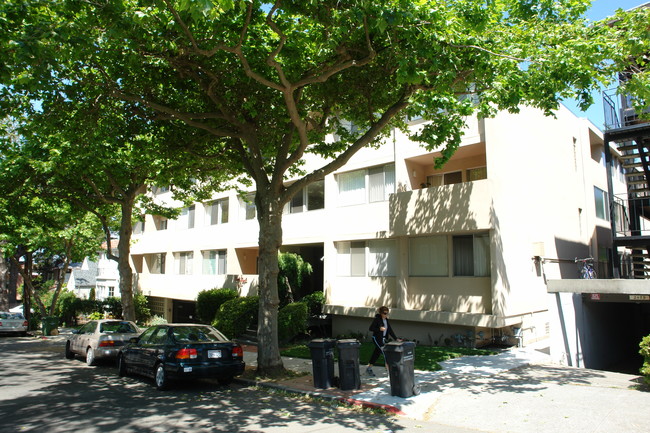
55,290,79,326
301,291,324,317
278,252,312,307
213,296,259,340
148,315,168,326
196,288,238,324
87,311,103,320
103,297,123,318
278,302,308,343
640,334,650,386
134,294,152,324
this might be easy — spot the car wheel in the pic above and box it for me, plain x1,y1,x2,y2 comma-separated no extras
65,342,75,360
86,347,96,366
117,354,127,377
217,376,233,386
154,363,169,390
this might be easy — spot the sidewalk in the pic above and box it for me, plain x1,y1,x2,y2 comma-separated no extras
238,343,650,432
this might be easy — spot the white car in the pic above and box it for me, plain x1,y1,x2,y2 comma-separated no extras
65,319,141,366
0,312,28,336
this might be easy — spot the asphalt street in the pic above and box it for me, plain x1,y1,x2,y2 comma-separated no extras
0,335,477,433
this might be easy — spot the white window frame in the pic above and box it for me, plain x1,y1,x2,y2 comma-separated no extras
409,235,448,277
202,250,227,275
206,198,229,225
452,233,491,277
337,164,395,207
175,251,194,275
336,239,396,277
594,186,609,221
285,180,325,214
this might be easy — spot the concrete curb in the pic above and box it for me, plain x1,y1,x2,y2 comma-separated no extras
234,376,405,415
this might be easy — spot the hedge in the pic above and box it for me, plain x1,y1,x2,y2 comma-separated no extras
212,296,259,340
196,288,238,324
278,301,308,343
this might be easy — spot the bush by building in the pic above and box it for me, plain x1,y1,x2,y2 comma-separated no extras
196,288,238,324
212,295,259,340
277,301,308,343
640,334,650,386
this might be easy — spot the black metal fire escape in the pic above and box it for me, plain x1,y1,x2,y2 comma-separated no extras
604,89,650,279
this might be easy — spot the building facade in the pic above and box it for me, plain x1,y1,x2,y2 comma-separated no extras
130,104,622,347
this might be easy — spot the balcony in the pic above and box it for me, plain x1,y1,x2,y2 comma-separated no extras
390,179,493,236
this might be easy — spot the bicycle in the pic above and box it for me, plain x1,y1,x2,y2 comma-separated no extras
575,257,597,279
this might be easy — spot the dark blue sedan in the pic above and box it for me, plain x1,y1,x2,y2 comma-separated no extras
117,324,245,390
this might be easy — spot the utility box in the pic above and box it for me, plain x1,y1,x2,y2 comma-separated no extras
307,338,336,389
336,339,361,390
384,341,420,398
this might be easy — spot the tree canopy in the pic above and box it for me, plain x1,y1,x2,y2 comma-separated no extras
1,0,648,375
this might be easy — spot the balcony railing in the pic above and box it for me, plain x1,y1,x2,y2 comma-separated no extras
603,88,650,130
613,194,650,237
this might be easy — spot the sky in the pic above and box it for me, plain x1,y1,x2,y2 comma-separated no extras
562,0,649,129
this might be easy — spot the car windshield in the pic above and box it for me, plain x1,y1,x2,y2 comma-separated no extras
99,321,138,333
0,312,24,320
171,326,228,343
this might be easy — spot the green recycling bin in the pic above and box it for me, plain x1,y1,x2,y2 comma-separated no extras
41,316,59,336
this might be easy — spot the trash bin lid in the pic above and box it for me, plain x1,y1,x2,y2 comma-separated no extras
383,341,415,352
336,339,360,347
308,338,337,348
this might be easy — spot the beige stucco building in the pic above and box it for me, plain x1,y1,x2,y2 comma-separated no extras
130,104,623,347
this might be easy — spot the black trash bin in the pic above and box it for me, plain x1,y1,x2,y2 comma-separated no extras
337,339,361,390
384,341,420,398
307,338,336,389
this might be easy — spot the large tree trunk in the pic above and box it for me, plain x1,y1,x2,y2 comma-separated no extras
255,191,286,377
118,198,136,322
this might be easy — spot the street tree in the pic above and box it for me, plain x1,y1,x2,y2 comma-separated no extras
1,0,648,375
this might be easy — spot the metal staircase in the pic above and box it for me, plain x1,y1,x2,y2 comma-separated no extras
604,86,650,279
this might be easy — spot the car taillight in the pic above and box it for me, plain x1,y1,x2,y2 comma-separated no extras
23,321,28,327
99,340,115,347
232,345,243,358
176,348,198,359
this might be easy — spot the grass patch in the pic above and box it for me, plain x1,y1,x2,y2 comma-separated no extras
281,342,496,371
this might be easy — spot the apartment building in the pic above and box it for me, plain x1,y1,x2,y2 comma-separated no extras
130,104,621,347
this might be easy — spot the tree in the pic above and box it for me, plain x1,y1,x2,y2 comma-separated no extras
1,0,648,376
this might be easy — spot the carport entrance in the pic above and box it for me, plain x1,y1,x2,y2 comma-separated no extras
172,300,197,323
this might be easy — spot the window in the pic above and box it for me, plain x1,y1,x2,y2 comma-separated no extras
286,180,325,214
336,241,366,276
154,216,167,231
150,253,166,274
594,187,609,220
337,164,395,206
133,220,145,234
241,194,256,220
453,233,490,277
179,205,196,229
409,236,448,276
202,250,227,275
466,167,487,181
175,252,193,275
206,198,229,225
108,286,115,297
367,240,397,277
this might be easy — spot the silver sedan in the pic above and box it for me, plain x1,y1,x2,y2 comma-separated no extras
0,312,28,336
65,319,141,366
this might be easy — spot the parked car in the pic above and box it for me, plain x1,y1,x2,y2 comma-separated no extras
117,323,245,390
0,312,28,336
65,319,141,366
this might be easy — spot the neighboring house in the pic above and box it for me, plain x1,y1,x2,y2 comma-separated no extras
130,103,624,348
66,240,121,301
95,239,120,300
67,258,98,299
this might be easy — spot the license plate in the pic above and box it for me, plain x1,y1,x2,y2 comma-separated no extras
208,350,222,359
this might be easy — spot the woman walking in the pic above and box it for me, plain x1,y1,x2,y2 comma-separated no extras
366,306,398,376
